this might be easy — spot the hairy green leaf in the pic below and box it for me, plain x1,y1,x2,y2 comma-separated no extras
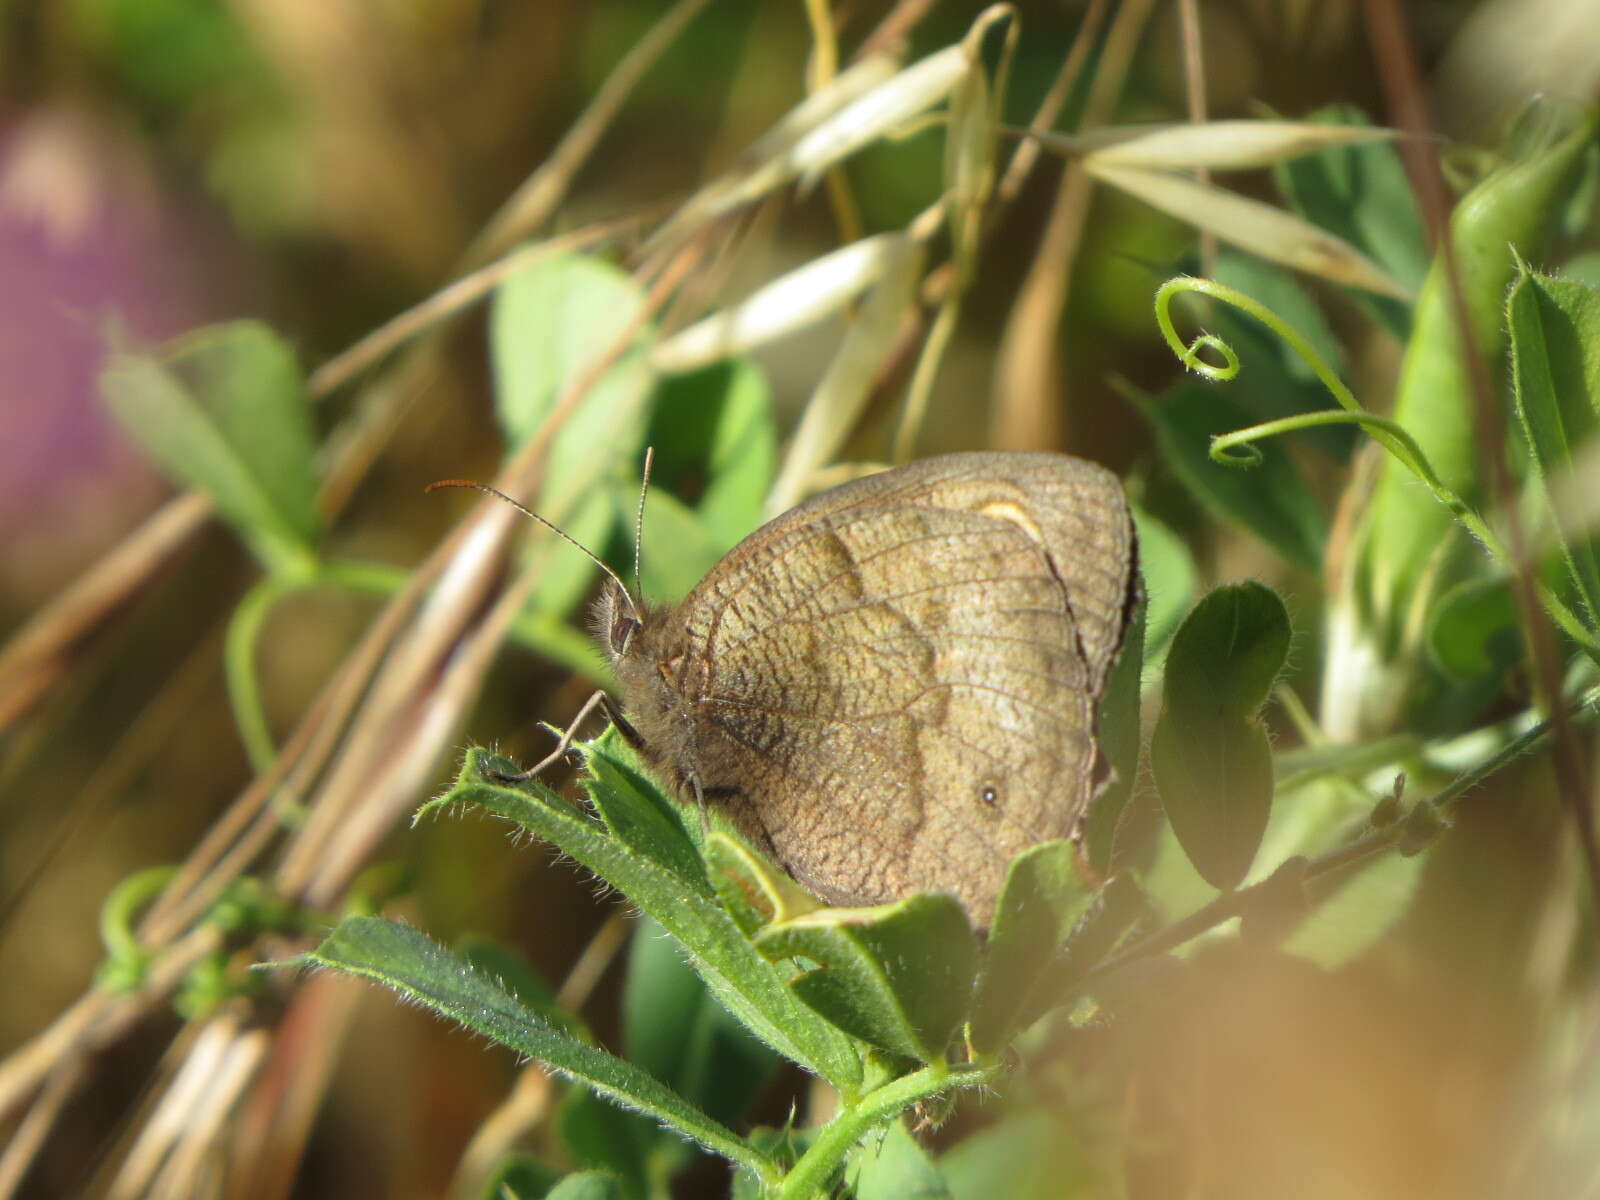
298,918,757,1171
757,895,977,1063
1508,266,1600,628
428,748,861,1087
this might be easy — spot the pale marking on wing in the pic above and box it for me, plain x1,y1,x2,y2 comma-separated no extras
979,499,1044,544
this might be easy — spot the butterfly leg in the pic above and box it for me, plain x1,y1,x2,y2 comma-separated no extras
598,692,648,751
485,688,611,783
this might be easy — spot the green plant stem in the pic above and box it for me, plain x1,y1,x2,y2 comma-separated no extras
1093,686,1600,977
225,576,292,774
224,553,607,765
1154,275,1600,660
316,559,413,597
99,867,179,965
223,559,413,773
778,1063,1000,1199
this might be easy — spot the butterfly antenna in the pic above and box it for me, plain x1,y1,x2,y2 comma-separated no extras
426,479,639,619
633,446,654,604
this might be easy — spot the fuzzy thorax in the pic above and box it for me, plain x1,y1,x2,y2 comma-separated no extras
593,582,703,798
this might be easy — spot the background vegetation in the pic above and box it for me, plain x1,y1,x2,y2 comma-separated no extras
1,1,1598,1197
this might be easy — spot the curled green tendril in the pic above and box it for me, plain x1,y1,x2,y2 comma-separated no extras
1153,274,1600,658
1155,276,1464,498
1185,333,1238,379
96,866,179,993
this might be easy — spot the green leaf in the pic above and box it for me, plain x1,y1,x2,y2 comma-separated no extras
967,842,1095,1056
1508,266,1600,628
456,934,590,1041
1014,873,1152,1029
756,894,977,1063
297,918,760,1172
623,916,780,1128
1139,379,1328,573
100,320,320,576
428,749,862,1088
849,1120,951,1200
941,1111,1099,1200
1427,576,1521,681
527,488,620,621
1207,250,1356,460
1272,104,1428,336
1151,583,1291,890
491,252,655,520
1214,249,1347,384
645,359,777,549
581,733,708,893
731,1127,813,1200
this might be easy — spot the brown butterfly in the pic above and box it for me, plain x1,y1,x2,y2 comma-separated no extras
585,451,1140,927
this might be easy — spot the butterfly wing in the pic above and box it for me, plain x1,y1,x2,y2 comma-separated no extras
673,452,1136,924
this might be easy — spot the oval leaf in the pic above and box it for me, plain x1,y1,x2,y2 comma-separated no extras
491,252,654,519
1427,576,1521,681
1151,583,1291,890
547,1173,626,1200
849,1120,952,1200
705,831,822,935
1132,505,1197,665
100,321,320,576
1271,104,1427,335
643,359,777,549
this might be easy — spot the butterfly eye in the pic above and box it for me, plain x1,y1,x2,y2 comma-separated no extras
611,613,641,655
978,782,1000,807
